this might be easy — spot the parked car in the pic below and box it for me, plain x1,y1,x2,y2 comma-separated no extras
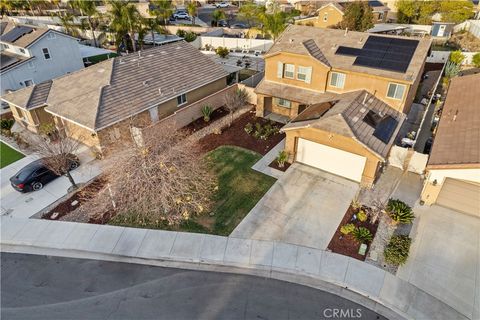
10,155,80,193
217,19,228,27
230,23,249,29
215,2,229,8
173,11,191,20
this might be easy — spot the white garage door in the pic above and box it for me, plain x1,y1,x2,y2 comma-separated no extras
436,178,480,217
296,138,366,182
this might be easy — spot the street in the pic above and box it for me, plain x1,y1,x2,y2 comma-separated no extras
1,253,385,320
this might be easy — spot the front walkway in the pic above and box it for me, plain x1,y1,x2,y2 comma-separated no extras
232,163,359,250
251,138,285,179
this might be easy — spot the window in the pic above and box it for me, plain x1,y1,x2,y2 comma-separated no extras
329,72,346,88
3,44,10,49
27,61,35,69
323,13,328,21
378,12,384,21
284,64,295,79
177,93,187,106
42,48,51,60
275,98,291,108
24,79,34,87
387,83,406,100
47,32,56,39
297,66,310,82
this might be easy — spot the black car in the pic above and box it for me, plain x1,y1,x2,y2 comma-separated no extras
10,156,80,193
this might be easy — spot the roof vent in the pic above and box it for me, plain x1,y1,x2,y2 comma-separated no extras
289,38,294,43
158,88,162,95
119,59,124,64
358,37,363,43
352,116,359,122
143,80,149,86
362,92,368,105
138,51,141,58
453,109,458,121
368,97,374,104
359,107,367,113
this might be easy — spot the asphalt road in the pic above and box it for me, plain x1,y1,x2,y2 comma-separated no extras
1,253,386,320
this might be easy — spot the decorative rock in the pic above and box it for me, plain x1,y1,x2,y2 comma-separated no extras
71,200,79,206
50,212,60,220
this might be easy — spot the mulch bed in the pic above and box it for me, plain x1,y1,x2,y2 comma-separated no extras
268,159,291,172
327,205,379,261
198,109,285,155
184,106,229,133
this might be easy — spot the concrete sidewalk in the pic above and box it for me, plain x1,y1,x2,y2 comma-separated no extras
0,216,467,320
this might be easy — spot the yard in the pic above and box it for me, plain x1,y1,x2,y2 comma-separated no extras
0,142,24,168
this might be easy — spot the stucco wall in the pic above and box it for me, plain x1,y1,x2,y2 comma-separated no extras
296,6,344,28
283,127,381,187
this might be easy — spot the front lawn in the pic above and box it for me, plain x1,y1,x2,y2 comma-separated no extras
0,142,24,168
108,146,276,235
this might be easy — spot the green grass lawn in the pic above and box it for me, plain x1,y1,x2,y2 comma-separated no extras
0,141,24,169
109,146,277,235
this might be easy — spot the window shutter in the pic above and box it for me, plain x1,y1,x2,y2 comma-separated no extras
305,67,312,84
277,62,283,78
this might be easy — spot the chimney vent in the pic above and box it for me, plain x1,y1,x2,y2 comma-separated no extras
453,109,458,121
344,28,348,36
362,92,368,105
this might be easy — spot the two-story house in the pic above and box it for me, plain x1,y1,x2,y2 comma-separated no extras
0,21,84,95
255,25,431,186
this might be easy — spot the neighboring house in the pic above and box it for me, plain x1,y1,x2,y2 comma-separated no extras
255,25,431,186
1,41,229,152
0,21,84,95
420,74,480,217
295,1,390,29
431,22,455,38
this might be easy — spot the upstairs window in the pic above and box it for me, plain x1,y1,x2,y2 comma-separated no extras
323,13,328,21
284,64,295,79
177,93,187,106
42,48,51,60
387,83,406,100
329,72,346,88
297,66,312,83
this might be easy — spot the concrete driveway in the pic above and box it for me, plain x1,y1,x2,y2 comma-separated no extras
0,147,101,219
397,205,480,319
231,163,359,250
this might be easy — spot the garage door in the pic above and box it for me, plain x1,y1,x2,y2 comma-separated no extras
296,138,366,182
436,178,480,217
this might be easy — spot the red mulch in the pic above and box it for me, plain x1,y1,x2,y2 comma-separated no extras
327,206,379,261
42,178,106,220
198,109,285,155
268,159,291,172
184,106,229,133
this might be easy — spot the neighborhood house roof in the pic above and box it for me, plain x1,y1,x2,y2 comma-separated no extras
427,73,480,168
266,25,431,82
282,90,405,160
0,51,33,72
1,41,229,131
0,21,49,48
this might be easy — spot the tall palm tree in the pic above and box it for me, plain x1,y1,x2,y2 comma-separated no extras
211,9,226,27
71,0,100,47
186,1,197,25
261,11,286,41
108,1,141,52
57,12,80,37
150,0,173,26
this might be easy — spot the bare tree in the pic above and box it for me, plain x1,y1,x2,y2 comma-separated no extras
84,124,216,225
33,129,83,191
224,87,249,126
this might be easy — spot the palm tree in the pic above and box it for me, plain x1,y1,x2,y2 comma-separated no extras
57,12,80,37
142,17,165,46
71,0,100,47
150,0,173,26
108,1,141,52
261,11,286,40
186,1,197,25
211,9,226,27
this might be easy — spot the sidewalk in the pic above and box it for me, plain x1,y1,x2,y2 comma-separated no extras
0,216,468,320
251,139,285,179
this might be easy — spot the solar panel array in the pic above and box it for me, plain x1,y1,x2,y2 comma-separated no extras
335,36,419,73
373,115,398,143
0,26,33,43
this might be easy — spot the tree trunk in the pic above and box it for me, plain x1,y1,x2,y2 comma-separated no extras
151,29,155,46
88,17,97,47
130,31,137,52
65,171,78,190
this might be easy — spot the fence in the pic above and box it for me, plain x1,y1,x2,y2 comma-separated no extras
191,36,274,53
240,72,264,88
453,20,480,39
427,50,479,65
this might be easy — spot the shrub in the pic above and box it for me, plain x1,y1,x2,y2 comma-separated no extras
184,31,197,42
340,223,355,235
244,122,253,134
449,50,465,65
351,199,361,210
386,199,414,224
357,210,367,222
445,60,461,79
215,46,229,58
384,235,411,266
472,52,480,68
352,227,373,243
176,29,186,38
201,105,213,122
276,150,288,168
1,118,14,130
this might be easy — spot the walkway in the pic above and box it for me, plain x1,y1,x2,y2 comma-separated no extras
0,216,467,320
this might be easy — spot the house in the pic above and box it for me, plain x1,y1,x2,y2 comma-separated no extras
1,41,229,152
295,1,390,29
0,21,84,95
255,25,431,186
420,74,480,217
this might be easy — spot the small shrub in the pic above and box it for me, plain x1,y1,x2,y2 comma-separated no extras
384,235,411,266
184,31,197,42
445,60,461,79
244,122,253,134
215,46,229,58
340,223,355,235
449,50,465,65
472,52,480,68
176,29,186,38
351,199,361,210
386,199,414,224
276,150,288,168
352,227,373,243
357,210,367,222
1,118,14,136
201,105,213,122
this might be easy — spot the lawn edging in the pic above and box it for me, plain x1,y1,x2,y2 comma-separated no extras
1,217,468,320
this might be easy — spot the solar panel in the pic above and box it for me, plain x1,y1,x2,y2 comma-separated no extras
335,46,363,57
291,101,337,123
373,115,398,143
0,26,33,43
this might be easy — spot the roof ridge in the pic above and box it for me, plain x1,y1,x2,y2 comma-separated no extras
94,58,117,130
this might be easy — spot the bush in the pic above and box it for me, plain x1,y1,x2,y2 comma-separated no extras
244,122,253,134
340,223,355,235
384,235,411,266
176,29,186,38
472,52,480,68
215,46,229,58
357,210,367,222
276,150,288,168
352,227,373,243
184,31,197,42
445,60,461,79
201,105,213,122
449,50,465,65
386,199,415,224
0,118,14,136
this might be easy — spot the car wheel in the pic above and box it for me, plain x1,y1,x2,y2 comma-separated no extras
69,161,79,170
32,181,43,191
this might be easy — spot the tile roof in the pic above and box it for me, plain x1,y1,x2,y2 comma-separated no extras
0,21,49,48
282,90,405,159
266,25,431,82
1,80,52,110
302,39,330,67
427,73,480,167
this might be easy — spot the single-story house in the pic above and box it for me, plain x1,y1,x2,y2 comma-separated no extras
421,74,480,217
281,90,405,187
1,41,229,152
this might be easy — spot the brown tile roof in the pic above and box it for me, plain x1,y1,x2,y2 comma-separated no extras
427,74,480,167
266,25,431,82
0,22,49,48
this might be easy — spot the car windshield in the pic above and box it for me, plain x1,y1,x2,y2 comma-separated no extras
16,167,35,180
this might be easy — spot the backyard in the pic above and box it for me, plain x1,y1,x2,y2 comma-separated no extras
0,142,24,168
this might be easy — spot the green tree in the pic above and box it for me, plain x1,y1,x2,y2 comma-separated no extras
143,17,165,46
57,12,80,37
150,0,174,26
108,0,141,52
238,2,265,27
440,0,474,23
472,53,480,68
71,0,101,47
212,9,226,27
450,50,465,65
340,2,373,32
396,0,419,24
186,1,197,25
